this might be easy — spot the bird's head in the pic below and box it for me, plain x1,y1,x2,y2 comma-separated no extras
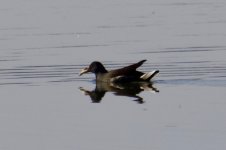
79,61,108,76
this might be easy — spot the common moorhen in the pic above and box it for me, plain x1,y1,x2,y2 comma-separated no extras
79,60,159,83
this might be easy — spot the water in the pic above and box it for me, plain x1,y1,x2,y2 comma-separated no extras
1,0,226,150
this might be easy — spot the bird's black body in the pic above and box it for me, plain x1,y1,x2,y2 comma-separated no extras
79,60,159,83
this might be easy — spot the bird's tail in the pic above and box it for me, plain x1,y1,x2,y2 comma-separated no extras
140,70,159,81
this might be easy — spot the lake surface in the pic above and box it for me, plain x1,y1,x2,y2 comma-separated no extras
1,0,226,150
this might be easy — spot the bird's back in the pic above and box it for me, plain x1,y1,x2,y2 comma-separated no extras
96,60,146,82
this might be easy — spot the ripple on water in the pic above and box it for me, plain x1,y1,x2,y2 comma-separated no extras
138,46,226,86
0,51,226,87
0,64,91,86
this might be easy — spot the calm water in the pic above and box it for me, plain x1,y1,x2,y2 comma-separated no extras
1,0,226,150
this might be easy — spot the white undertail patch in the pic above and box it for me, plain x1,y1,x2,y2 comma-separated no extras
140,70,159,80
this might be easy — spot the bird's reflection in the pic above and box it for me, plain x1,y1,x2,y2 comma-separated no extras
79,81,159,104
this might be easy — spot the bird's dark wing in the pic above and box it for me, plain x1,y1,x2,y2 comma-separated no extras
120,59,146,71
108,60,146,77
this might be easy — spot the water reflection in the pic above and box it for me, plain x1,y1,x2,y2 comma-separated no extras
79,81,159,104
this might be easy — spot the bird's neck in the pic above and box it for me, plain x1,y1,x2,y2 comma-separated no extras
95,66,108,74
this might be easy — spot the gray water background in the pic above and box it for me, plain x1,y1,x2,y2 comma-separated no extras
1,0,226,150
